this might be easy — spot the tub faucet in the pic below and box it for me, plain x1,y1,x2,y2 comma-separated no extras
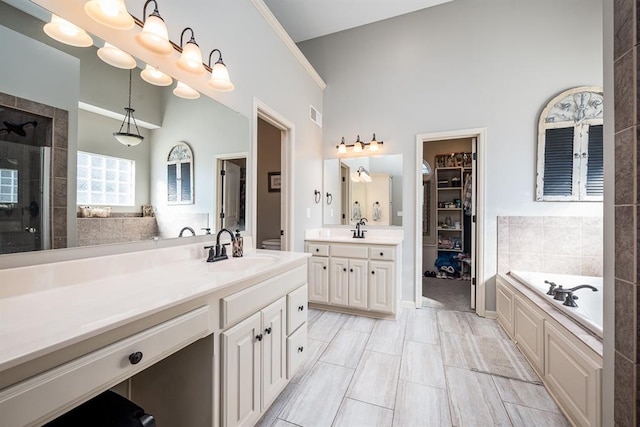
179,226,195,237
552,284,598,308
204,228,236,262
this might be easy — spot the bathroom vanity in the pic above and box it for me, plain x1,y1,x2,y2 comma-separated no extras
0,243,309,427
305,228,403,319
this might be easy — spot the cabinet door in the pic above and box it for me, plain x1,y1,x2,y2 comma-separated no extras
348,259,368,309
368,260,395,313
261,297,287,411
514,296,545,375
222,312,261,427
307,257,329,303
329,258,349,307
496,278,515,339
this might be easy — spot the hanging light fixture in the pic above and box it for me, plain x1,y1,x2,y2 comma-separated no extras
140,64,173,86
97,42,137,69
335,134,384,154
173,81,200,99
135,0,173,56
43,14,93,47
207,49,235,92
84,0,134,30
177,28,205,74
113,70,144,147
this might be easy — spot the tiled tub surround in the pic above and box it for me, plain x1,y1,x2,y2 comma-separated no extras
0,241,310,425
76,216,158,247
497,216,603,277
497,273,603,426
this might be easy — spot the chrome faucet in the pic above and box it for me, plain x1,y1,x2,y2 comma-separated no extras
204,228,236,262
550,284,598,308
179,226,195,237
351,218,368,238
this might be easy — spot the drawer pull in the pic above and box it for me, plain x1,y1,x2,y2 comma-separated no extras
256,334,263,342
316,248,319,252
371,271,375,275
323,266,327,270
380,252,384,256
298,305,305,312
128,351,143,365
265,327,272,335
350,268,353,272
298,346,304,353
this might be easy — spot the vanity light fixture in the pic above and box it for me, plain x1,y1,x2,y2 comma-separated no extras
173,81,200,99
351,166,372,183
84,0,134,30
135,0,173,56
207,49,235,92
140,64,173,86
43,14,93,47
97,42,137,69
177,28,205,74
335,134,384,154
113,70,144,147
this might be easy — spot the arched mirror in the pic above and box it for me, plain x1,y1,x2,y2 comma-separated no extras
167,142,194,205
536,86,603,201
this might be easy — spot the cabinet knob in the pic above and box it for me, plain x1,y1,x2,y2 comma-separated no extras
350,268,353,272
371,271,375,275
298,346,304,353
298,305,304,311
316,248,319,252
256,334,263,342
380,252,384,256
128,351,143,365
343,268,347,272
323,266,327,270
265,327,272,335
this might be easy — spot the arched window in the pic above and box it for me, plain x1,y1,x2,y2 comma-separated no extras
167,142,193,204
536,86,603,201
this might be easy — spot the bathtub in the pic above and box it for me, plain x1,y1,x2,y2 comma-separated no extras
509,270,603,338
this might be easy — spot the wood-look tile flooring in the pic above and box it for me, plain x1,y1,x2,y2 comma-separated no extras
255,295,570,426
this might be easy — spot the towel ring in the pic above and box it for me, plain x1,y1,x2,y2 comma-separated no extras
326,192,333,205
313,190,321,204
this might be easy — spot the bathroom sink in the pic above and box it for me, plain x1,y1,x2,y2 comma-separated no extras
206,253,280,272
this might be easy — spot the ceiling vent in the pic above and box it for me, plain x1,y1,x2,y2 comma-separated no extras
310,105,322,127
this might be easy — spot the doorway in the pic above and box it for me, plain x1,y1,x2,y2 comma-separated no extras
215,154,247,232
415,128,486,315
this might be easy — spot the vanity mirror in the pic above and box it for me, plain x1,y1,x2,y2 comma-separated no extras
0,0,250,256
323,155,403,227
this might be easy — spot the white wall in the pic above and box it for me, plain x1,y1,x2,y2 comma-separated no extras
299,0,604,308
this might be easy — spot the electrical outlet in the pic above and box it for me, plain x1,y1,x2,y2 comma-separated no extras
306,207,311,218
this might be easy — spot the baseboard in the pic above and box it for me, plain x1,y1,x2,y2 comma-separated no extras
484,310,497,319
400,300,418,309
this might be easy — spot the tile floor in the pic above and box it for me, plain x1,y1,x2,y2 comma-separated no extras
255,282,570,427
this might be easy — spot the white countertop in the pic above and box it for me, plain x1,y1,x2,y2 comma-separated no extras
0,248,309,372
304,228,404,245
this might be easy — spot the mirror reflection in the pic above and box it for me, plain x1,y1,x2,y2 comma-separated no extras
0,0,250,255
323,155,403,227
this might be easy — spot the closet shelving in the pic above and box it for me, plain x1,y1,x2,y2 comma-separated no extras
435,166,470,252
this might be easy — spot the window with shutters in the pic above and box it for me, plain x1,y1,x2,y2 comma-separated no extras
167,142,193,204
536,86,603,201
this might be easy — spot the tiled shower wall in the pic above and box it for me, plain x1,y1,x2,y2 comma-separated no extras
497,216,603,277
613,0,639,425
76,217,158,247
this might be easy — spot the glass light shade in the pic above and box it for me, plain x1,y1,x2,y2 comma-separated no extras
43,14,93,47
369,139,379,151
337,143,347,154
84,0,134,30
350,171,360,182
208,62,235,91
177,42,205,74
353,141,363,153
135,14,173,55
360,170,372,182
97,43,136,69
113,132,143,147
140,64,172,86
173,81,200,99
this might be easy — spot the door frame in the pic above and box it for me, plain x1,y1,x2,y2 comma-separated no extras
415,128,487,316
215,152,247,232
252,98,295,251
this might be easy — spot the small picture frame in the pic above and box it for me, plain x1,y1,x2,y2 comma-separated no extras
268,172,281,192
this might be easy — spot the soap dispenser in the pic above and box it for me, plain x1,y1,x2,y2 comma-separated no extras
232,230,243,257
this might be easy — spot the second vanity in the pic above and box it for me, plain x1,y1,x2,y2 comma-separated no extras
305,228,404,319
0,242,309,427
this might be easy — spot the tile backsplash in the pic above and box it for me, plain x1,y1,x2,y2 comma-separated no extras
497,216,603,277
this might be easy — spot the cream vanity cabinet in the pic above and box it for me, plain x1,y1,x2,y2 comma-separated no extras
221,267,308,427
496,275,602,427
306,240,399,317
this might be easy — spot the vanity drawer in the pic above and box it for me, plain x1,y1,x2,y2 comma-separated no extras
369,247,395,261
307,243,329,257
331,244,368,259
286,323,307,379
0,306,210,427
287,284,308,335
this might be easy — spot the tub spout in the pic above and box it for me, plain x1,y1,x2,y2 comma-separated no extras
567,284,598,293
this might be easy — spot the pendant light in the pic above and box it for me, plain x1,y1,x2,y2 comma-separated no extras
43,14,93,47
97,43,136,69
135,0,173,56
177,28,205,74
207,49,234,92
84,0,134,30
113,70,144,147
173,81,200,99
140,64,173,86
